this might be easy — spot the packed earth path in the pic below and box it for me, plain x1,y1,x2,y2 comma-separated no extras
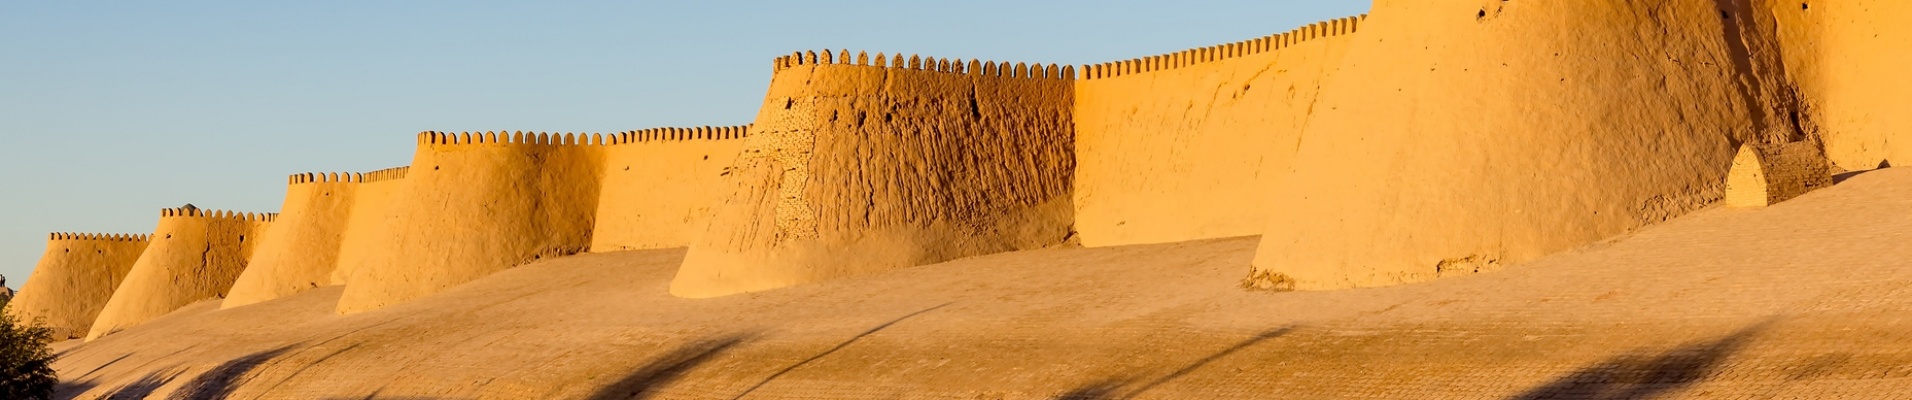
49,168,1912,399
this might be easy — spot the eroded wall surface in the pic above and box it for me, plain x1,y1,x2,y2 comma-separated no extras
592,127,749,251
227,168,408,308
1073,17,1361,247
1247,0,1805,291
8,233,147,340
672,52,1075,298
1768,0,1912,170
335,133,602,313
89,209,272,339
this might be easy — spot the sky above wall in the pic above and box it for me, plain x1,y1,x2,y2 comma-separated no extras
0,1,1369,287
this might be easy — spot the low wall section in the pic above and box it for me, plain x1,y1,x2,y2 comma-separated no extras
226,168,408,308
89,208,273,339
8,233,149,340
1073,16,1363,247
336,132,603,314
592,126,750,251
673,50,1075,298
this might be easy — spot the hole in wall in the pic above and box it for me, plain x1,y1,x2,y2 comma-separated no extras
239,235,246,243
1802,2,1809,10
1478,9,1487,19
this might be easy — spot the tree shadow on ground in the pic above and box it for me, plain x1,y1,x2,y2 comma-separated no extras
1509,321,1772,400
586,333,756,400
1053,326,1296,400
728,302,954,399
98,367,181,400
166,345,297,400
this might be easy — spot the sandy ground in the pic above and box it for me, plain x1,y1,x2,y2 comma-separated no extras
48,168,1912,399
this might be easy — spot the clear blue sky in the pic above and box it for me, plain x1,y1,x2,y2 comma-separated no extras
0,1,1368,287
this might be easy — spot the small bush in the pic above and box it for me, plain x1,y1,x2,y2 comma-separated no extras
0,305,56,400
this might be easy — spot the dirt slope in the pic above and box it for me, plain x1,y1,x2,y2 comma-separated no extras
51,168,1912,399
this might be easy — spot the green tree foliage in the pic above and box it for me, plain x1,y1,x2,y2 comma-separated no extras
0,305,56,400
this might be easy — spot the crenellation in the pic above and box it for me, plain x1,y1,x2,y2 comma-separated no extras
157,206,275,223
1083,15,1365,80
600,125,751,146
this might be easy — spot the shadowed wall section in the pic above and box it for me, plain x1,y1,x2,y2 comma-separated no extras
592,126,750,252
1767,0,1912,170
89,208,273,340
672,51,1075,298
7,233,148,340
225,168,408,309
335,132,603,314
1246,0,1806,291
1072,16,1362,247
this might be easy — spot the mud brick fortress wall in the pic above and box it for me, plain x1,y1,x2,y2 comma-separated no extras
89,208,274,339
671,50,1076,298
25,2,1912,338
1072,16,1364,247
10,233,149,339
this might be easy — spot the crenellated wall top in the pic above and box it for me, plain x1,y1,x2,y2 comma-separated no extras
288,166,411,185
605,125,750,145
47,232,152,242
1082,14,1366,80
159,207,278,223
771,49,1075,80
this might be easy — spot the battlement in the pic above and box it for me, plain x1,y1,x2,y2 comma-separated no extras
47,232,151,242
1083,15,1366,80
287,166,411,185
415,131,608,146
771,49,1075,80
158,207,278,223
606,125,751,145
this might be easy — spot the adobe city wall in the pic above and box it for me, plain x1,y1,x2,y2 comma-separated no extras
1072,16,1363,247
670,51,1076,298
1767,0,1912,170
22,3,1892,317
592,126,750,251
335,132,604,314
1245,0,1809,291
7,233,148,339
225,168,408,309
88,208,273,340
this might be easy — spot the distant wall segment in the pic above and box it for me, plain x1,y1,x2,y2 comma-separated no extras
1072,16,1363,247
225,168,409,309
8,233,148,340
592,126,750,252
89,208,273,340
335,132,604,314
671,51,1076,298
